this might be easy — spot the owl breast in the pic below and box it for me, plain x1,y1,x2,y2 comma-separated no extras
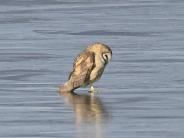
89,55,105,83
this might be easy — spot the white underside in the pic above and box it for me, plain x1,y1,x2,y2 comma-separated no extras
89,54,105,83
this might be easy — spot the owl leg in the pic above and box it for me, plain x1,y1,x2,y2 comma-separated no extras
89,84,95,93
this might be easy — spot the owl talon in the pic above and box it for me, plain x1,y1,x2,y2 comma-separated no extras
88,85,94,93
88,86,102,94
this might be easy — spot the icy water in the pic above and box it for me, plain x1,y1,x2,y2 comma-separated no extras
1,0,184,138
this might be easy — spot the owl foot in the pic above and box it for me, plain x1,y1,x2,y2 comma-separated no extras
89,85,95,93
88,86,101,95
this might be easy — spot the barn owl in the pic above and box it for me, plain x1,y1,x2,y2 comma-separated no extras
59,42,112,93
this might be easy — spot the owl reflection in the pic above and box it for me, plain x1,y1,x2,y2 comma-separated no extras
60,42,112,93
60,92,110,123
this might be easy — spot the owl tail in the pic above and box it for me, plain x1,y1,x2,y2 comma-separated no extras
59,81,74,93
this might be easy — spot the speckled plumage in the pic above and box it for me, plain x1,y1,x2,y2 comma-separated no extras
59,42,112,93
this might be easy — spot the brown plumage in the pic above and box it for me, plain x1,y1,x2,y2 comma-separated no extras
59,42,112,93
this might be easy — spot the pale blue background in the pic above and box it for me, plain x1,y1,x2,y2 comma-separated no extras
0,0,184,138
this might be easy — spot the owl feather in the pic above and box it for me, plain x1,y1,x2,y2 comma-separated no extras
60,51,95,92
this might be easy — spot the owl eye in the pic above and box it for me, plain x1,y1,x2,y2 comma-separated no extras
102,53,108,63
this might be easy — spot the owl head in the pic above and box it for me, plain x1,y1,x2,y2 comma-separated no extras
87,42,112,64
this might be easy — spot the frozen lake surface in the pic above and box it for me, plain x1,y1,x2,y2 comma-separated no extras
1,0,184,138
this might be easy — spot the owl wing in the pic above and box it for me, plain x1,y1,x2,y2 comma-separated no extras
68,51,95,89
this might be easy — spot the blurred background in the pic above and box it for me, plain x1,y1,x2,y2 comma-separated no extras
0,0,184,138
